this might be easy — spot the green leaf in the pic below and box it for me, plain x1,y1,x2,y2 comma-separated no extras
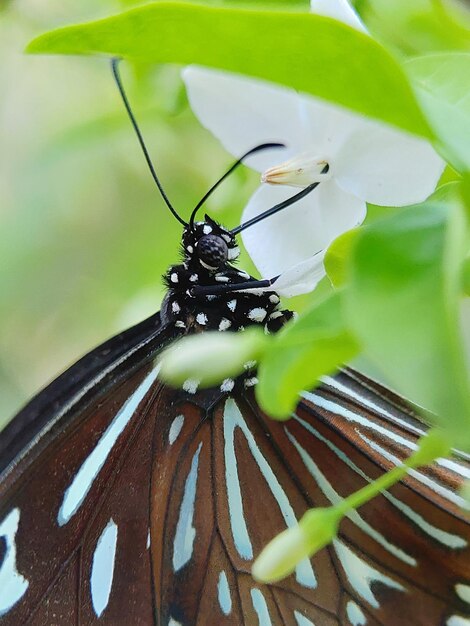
462,256,470,296
324,228,359,288
358,0,470,57
256,291,359,419
346,199,470,449
27,2,432,138
160,327,267,387
405,52,470,172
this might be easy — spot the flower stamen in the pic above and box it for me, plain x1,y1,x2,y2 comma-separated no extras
262,155,331,188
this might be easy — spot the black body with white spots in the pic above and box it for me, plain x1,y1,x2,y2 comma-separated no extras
161,215,294,337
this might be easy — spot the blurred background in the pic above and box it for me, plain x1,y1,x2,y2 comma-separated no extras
1,0,470,426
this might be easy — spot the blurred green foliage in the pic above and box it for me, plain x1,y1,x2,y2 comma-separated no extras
2,0,470,434
0,0,262,424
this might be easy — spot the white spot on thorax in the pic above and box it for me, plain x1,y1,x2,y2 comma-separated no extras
58,365,160,526
203,224,212,234
196,313,208,325
250,588,272,625
221,378,235,392
227,300,237,312
333,539,405,608
244,360,257,370
186,245,194,253
346,600,367,625
172,301,181,313
169,414,185,444
244,377,258,388
269,311,283,320
175,321,186,329
248,308,267,322
173,443,203,571
223,400,316,587
217,571,232,615
189,274,198,282
219,318,232,331
170,272,178,283
90,518,118,618
269,294,280,304
228,246,240,260
215,275,229,283
0,509,29,617
183,379,200,394
221,233,231,243
456,584,470,604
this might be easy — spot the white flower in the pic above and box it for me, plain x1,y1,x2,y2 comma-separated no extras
183,0,444,297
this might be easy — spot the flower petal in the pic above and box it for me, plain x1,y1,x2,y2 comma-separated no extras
271,256,327,297
297,95,365,162
310,0,367,33
182,66,306,171
241,182,366,295
334,120,445,206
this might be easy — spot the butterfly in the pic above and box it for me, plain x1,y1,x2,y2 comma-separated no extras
1,59,469,626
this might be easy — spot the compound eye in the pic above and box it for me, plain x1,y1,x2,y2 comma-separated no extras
196,234,229,269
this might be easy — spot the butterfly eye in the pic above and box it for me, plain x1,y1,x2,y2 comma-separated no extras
196,234,229,269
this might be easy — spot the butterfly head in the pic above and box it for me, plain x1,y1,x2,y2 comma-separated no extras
183,216,240,271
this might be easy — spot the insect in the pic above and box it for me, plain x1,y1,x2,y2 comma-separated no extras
1,59,469,626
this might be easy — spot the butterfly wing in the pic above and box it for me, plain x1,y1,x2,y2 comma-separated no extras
149,373,470,626
0,313,174,624
2,315,470,626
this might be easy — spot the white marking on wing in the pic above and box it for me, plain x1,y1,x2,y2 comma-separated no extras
320,375,423,434
306,389,470,480
146,529,150,550
250,588,272,625
223,400,316,588
223,403,253,560
5,333,162,483
173,442,203,572
217,570,232,615
0,509,29,616
436,457,470,480
286,430,416,566
90,518,118,618
358,433,470,511
387,492,467,549
294,610,316,625
346,600,367,625
58,365,160,526
303,391,421,453
333,540,405,608
169,414,185,445
447,616,470,626
294,415,467,550
169,619,183,626
456,584,470,604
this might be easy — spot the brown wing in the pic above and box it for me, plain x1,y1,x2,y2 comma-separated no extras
150,371,470,626
0,313,174,625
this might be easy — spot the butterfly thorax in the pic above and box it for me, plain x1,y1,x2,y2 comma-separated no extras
161,217,293,336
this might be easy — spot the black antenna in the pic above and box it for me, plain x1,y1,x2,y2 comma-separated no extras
111,58,187,226
231,164,329,235
188,142,285,230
